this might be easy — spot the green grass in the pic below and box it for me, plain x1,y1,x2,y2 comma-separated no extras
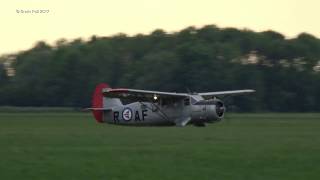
0,113,319,180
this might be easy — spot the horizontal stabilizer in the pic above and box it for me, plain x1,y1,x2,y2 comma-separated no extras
87,108,113,111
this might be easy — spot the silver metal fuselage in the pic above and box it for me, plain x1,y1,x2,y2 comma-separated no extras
102,95,223,125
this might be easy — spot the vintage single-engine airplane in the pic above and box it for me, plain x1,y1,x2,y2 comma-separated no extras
89,83,255,127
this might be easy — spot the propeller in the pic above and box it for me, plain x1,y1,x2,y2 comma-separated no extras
220,96,236,125
215,100,225,117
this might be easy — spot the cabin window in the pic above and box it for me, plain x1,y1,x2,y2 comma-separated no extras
184,98,190,106
161,99,171,106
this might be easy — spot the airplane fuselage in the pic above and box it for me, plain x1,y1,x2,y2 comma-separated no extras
102,95,224,126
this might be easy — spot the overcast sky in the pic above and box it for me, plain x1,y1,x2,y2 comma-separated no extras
1,0,319,56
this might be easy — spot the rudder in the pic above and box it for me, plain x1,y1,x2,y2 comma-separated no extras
91,83,123,123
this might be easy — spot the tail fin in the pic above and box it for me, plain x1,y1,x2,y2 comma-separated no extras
91,83,122,123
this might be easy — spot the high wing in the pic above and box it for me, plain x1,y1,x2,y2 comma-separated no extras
102,88,188,101
102,88,255,101
199,89,255,98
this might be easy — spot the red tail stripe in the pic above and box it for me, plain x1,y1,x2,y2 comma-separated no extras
92,83,109,123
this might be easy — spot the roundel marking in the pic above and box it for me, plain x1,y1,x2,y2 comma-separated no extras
122,108,133,121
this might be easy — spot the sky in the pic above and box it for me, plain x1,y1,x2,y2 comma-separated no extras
0,0,319,56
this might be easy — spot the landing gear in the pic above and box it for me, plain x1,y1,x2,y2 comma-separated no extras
193,122,206,127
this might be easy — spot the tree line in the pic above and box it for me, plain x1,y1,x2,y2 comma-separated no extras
1,25,320,112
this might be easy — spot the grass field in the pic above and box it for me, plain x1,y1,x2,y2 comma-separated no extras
0,113,319,180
